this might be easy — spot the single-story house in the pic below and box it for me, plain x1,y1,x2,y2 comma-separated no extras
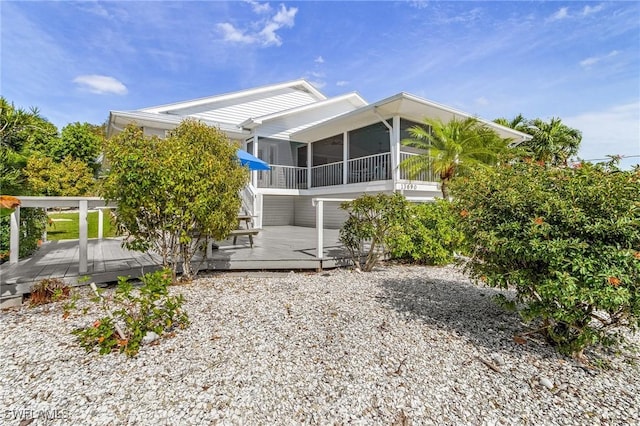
107,79,529,229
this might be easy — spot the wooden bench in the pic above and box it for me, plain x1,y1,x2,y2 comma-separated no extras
229,228,261,248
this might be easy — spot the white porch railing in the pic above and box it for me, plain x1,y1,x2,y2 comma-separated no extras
257,165,307,189
6,197,114,274
399,152,437,182
347,152,391,184
311,161,343,188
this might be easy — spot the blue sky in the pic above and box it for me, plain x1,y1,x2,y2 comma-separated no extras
2,1,639,168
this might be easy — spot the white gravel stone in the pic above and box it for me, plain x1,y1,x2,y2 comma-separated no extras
1,264,638,425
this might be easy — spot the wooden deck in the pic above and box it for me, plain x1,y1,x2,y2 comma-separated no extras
0,226,349,306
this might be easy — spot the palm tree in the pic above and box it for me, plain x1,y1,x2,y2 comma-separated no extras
526,117,581,166
494,113,528,132
400,117,509,198
493,114,582,166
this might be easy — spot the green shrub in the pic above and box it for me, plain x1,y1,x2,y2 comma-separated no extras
389,199,465,265
339,193,409,272
451,160,640,358
0,207,47,261
72,269,189,357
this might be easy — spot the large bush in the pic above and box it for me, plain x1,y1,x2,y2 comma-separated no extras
389,199,464,265
451,161,640,358
102,120,249,280
0,208,48,261
339,193,409,272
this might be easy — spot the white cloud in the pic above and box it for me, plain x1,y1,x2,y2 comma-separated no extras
244,0,271,14
579,50,619,68
73,75,128,95
336,80,349,87
218,3,297,47
564,102,640,168
582,3,604,16
314,56,324,64
309,80,326,89
475,96,489,106
217,22,256,44
409,1,429,10
548,7,569,22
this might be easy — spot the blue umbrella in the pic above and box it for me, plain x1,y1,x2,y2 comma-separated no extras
237,149,271,171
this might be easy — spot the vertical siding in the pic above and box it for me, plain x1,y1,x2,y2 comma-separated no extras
262,196,295,226
293,196,348,229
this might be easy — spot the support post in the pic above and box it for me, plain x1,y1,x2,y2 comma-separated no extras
79,200,88,274
9,206,20,264
98,208,104,240
307,142,312,189
342,131,348,185
315,199,324,259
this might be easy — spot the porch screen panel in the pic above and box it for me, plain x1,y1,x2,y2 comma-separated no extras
312,134,343,166
348,122,390,159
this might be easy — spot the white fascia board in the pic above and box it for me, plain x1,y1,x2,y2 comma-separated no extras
139,79,327,114
238,92,368,130
109,110,250,137
395,93,532,142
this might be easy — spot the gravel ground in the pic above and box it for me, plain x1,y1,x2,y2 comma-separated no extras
1,265,638,425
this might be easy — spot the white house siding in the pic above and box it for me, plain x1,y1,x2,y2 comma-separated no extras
293,196,349,229
262,195,295,226
142,127,166,137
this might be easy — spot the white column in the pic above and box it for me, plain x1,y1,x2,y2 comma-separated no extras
342,131,348,185
79,200,88,274
98,208,104,240
9,206,20,264
315,200,324,259
307,142,312,189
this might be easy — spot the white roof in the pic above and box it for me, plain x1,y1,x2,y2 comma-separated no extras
108,80,530,144
109,79,327,138
291,92,532,143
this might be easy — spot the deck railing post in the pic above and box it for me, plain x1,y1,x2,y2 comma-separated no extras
98,208,104,240
9,206,20,264
315,199,324,259
79,200,88,274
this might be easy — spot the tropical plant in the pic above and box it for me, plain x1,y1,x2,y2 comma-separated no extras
29,278,71,306
494,115,582,166
339,193,409,272
101,120,249,280
72,269,189,357
451,160,640,359
400,117,509,198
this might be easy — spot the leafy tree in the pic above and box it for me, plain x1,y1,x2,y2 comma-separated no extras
1,97,59,194
400,117,509,198
25,155,95,196
339,193,409,272
102,120,249,280
0,98,56,261
49,122,104,173
451,160,640,359
494,115,582,166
